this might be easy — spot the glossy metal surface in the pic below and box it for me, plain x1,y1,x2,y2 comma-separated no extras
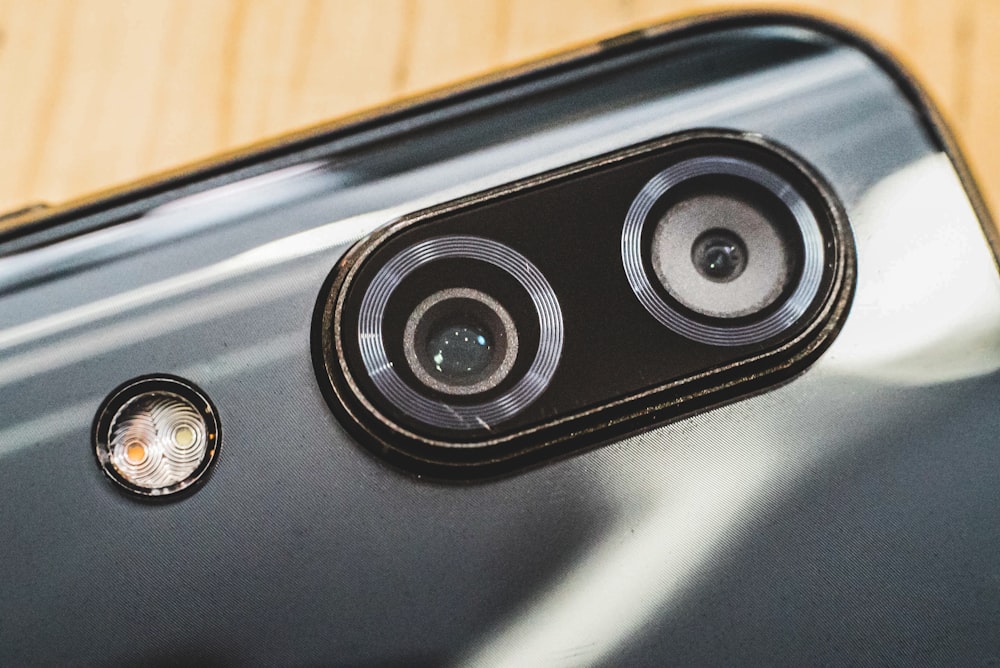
1,19,998,665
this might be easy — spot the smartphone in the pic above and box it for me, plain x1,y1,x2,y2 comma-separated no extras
2,12,998,666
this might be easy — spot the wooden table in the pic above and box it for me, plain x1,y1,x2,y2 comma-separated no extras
1,1,997,217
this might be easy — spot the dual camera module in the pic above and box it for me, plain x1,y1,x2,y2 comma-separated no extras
316,130,854,477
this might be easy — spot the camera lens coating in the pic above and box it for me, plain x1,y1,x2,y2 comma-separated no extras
649,188,795,320
692,229,747,282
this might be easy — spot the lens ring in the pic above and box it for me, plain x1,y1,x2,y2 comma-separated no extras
621,155,824,346
402,287,520,396
357,235,563,433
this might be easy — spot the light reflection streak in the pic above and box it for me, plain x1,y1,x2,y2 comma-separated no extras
0,205,384,353
390,48,875,217
0,48,870,356
0,331,301,458
0,403,94,459
825,154,1000,383
0,163,332,294
0,270,308,387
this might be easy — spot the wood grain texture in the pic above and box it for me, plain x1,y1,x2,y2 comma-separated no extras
1,1,997,216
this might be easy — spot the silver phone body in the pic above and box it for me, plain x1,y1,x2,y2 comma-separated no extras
1,15,998,666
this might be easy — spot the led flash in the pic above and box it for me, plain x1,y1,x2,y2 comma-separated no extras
94,376,220,497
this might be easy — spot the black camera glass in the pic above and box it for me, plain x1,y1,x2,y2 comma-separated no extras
344,235,563,433
403,288,519,396
691,229,748,283
644,182,801,321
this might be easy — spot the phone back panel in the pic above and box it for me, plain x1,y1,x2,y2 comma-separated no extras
1,17,998,666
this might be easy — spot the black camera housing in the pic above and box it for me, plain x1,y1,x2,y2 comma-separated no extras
313,130,856,479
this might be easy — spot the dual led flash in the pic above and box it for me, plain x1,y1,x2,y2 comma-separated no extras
93,376,220,498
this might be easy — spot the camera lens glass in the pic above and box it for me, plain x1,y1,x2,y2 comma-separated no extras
404,287,518,396
691,229,748,282
426,323,493,381
649,188,795,320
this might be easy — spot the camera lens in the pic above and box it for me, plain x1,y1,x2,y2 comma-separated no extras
427,324,492,379
622,153,826,345
353,235,563,431
691,229,747,282
404,288,519,396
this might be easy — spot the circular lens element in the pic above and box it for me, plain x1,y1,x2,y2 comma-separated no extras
691,229,747,282
94,376,220,497
427,324,492,377
649,188,795,320
622,154,825,345
355,236,563,433
403,288,519,396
